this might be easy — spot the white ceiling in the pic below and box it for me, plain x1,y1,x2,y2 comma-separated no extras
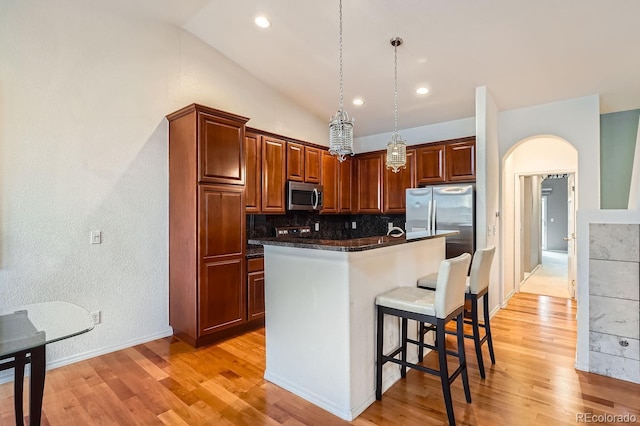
94,0,640,138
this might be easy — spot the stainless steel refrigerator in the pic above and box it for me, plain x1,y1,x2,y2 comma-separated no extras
406,184,475,258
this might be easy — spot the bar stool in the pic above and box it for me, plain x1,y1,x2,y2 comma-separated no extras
417,246,496,379
375,253,472,426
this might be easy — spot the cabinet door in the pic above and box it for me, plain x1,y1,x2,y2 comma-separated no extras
383,149,416,213
198,185,246,335
286,142,304,182
354,153,383,213
304,147,322,183
338,158,352,213
416,144,446,185
321,150,338,213
446,139,476,182
200,258,245,334
200,185,244,259
199,111,245,185
244,133,262,213
262,136,287,213
247,271,265,320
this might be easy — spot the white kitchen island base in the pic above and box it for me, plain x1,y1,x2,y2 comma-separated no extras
259,235,448,421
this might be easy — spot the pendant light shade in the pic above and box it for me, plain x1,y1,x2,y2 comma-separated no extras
386,37,407,173
329,0,355,162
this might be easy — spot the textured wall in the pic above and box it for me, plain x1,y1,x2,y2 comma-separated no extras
0,0,325,372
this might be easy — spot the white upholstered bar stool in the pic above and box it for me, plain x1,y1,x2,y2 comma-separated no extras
417,246,496,379
375,253,472,426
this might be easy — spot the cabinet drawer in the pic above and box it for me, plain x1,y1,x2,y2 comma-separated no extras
248,257,264,272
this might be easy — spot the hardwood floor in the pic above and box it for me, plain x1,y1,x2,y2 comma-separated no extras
2,293,639,425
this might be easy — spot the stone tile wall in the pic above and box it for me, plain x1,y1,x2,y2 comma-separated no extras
588,224,640,383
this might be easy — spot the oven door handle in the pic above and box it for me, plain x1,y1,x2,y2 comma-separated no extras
312,188,319,210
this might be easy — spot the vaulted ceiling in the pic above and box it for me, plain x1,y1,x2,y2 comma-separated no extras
89,0,640,137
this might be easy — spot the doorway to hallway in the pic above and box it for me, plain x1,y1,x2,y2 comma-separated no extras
520,250,571,298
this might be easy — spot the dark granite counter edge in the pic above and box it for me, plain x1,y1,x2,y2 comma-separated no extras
248,230,458,253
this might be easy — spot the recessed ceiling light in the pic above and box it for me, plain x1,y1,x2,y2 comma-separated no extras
352,98,365,106
416,87,430,95
254,16,271,28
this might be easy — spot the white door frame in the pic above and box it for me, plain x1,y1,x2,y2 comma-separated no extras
513,170,577,295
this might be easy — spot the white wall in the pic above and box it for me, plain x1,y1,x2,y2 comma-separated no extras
500,95,600,210
0,0,326,370
475,86,501,315
354,117,475,153
499,96,597,305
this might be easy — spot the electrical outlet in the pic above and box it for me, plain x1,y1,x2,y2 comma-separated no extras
91,310,101,325
314,222,320,231
90,230,101,244
351,221,357,229
388,222,394,231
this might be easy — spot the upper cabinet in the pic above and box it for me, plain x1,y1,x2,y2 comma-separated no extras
416,137,476,186
244,132,262,213
354,152,384,214
383,149,416,213
261,135,287,214
416,144,446,185
287,142,322,183
286,142,305,181
304,147,322,183
167,104,249,186
445,138,476,182
321,151,352,214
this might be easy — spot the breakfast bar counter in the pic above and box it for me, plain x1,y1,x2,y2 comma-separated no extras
248,231,456,420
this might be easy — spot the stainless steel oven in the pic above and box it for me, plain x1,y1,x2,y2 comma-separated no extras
287,181,323,211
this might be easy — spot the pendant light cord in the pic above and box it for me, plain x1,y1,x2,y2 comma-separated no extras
393,41,398,133
338,0,344,113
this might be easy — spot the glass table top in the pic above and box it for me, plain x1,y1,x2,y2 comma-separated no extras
0,301,94,358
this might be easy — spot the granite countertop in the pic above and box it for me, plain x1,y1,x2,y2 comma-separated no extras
248,230,458,252
246,245,264,258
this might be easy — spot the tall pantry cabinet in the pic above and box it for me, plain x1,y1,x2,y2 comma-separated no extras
167,104,251,347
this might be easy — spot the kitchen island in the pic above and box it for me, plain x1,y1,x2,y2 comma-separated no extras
248,231,457,421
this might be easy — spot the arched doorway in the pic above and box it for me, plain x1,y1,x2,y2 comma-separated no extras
501,135,578,303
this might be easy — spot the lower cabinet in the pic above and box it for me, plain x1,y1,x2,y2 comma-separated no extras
247,257,265,320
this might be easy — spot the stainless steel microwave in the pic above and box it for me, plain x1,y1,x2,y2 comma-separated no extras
287,181,323,211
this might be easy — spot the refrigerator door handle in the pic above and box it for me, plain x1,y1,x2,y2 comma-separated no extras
431,199,436,232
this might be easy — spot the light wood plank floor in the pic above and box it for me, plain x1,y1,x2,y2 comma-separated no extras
1,293,639,425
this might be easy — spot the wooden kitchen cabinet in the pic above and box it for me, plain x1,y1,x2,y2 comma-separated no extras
416,144,446,185
168,104,256,347
321,150,338,213
446,138,476,182
354,152,384,213
338,159,352,213
321,151,353,214
304,146,322,183
247,257,265,320
287,142,321,183
383,149,416,213
244,132,262,213
286,142,305,182
262,135,287,213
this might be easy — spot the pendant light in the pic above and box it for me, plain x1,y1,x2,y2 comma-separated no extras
386,37,407,173
329,0,355,162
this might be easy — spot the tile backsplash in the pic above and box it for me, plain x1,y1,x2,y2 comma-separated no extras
246,212,407,241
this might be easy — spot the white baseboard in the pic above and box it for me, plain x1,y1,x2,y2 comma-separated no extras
0,327,174,385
